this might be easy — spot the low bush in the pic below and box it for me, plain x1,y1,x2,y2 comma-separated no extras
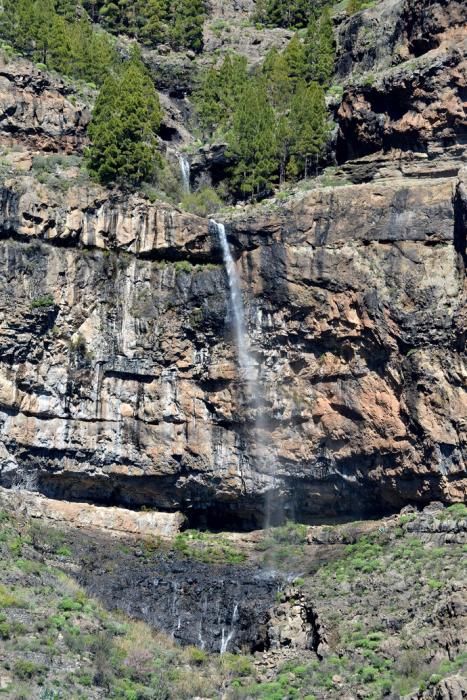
181,187,223,217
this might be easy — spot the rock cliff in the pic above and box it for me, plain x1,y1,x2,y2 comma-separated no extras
0,0,466,529
0,163,465,527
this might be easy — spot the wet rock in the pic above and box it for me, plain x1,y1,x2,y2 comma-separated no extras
0,166,465,527
80,553,280,653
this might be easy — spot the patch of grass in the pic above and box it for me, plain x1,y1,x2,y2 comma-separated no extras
0,584,26,608
398,513,417,526
173,530,246,565
436,503,467,520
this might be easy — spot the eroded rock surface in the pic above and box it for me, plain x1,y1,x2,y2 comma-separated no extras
0,1,466,528
0,487,184,538
0,167,465,527
0,57,90,153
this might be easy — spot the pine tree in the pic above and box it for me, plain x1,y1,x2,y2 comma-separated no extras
0,0,116,84
262,48,292,112
140,0,168,46
55,0,78,21
254,0,322,29
227,79,278,199
1,0,33,54
283,34,306,89
275,114,293,186
304,8,335,88
30,0,58,64
170,0,205,53
217,54,249,117
86,49,163,186
194,54,248,136
289,80,329,177
98,1,123,32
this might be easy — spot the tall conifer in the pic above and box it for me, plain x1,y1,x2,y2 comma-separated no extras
86,49,163,186
290,81,329,177
304,8,335,87
228,79,278,198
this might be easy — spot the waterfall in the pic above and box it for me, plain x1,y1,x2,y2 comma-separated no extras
179,155,191,193
210,220,256,387
220,603,239,654
211,220,279,527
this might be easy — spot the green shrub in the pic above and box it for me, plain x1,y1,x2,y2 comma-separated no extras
31,294,55,309
0,584,25,608
427,579,443,590
439,503,467,520
220,653,253,677
14,660,46,680
399,514,416,526
58,596,83,612
7,536,22,556
181,187,223,217
174,260,193,274
187,646,207,665
269,521,308,545
359,665,379,683
56,545,72,557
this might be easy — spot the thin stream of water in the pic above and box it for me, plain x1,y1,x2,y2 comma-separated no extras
211,220,279,527
211,221,256,387
179,155,191,193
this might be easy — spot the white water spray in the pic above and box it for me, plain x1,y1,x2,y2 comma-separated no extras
179,155,191,193
211,220,280,527
220,602,239,654
210,220,256,387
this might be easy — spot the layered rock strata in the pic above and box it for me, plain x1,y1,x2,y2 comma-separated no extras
0,166,465,527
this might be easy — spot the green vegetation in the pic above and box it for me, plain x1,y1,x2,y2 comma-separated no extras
86,49,163,186
303,7,335,87
0,0,117,84
436,502,467,520
82,0,206,52
2,0,337,204
194,30,332,199
227,79,279,198
0,504,465,698
31,294,55,309
195,54,249,136
257,520,309,570
254,0,330,29
0,509,244,698
346,0,376,14
174,530,247,565
181,186,224,217
0,0,207,63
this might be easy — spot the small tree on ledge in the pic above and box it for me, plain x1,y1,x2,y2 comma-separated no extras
86,48,163,187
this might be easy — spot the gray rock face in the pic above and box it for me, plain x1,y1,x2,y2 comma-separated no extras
0,57,90,152
335,0,467,78
410,674,467,699
336,36,467,162
0,166,465,528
